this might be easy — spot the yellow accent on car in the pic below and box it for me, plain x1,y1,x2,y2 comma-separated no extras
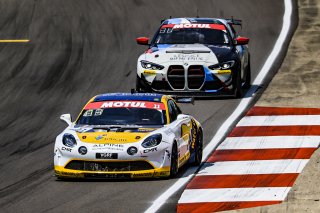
76,132,149,144
143,70,157,75
217,69,231,74
54,165,171,178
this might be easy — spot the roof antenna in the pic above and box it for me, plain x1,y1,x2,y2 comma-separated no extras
196,9,199,18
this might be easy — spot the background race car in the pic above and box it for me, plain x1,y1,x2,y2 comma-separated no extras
54,93,203,179
136,17,251,98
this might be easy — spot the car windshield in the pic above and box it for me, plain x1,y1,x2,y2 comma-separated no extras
76,101,167,126
154,25,230,45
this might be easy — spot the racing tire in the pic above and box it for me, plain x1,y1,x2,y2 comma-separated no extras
243,59,251,89
169,142,179,178
192,130,203,166
233,71,243,98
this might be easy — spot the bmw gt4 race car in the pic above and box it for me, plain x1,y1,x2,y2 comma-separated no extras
54,93,203,179
136,17,251,98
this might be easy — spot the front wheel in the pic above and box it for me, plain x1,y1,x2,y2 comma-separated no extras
192,131,203,166
233,71,243,98
243,59,251,89
169,142,179,178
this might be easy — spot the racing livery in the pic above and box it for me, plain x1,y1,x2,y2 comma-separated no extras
136,17,251,97
54,93,203,179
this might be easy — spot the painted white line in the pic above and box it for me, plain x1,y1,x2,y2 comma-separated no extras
217,136,320,150
178,187,291,203
144,0,293,212
237,115,320,126
197,159,309,176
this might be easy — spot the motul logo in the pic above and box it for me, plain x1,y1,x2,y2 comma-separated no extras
85,101,166,110
173,24,210,29
101,101,146,108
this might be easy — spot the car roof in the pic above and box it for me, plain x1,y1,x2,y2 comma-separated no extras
162,17,225,25
93,93,165,102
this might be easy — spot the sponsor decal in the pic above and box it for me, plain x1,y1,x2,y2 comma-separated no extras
161,24,226,31
94,134,109,140
143,147,158,153
138,128,156,132
174,24,210,29
191,119,197,150
169,54,204,61
144,70,157,75
96,135,103,140
61,147,72,152
92,143,124,151
154,171,170,176
132,173,153,177
85,101,165,110
93,144,124,148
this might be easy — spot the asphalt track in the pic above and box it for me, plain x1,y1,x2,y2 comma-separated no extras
0,1,297,212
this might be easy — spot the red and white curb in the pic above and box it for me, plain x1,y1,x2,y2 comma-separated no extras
177,106,320,212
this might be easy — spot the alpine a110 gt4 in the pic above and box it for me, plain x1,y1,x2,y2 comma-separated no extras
54,93,203,179
136,17,251,97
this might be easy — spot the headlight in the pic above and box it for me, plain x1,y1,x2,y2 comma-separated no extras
140,60,164,70
141,134,162,148
62,134,77,147
209,60,235,70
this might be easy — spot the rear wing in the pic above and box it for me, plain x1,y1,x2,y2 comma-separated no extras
226,17,242,29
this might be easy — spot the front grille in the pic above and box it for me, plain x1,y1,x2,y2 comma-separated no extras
187,65,205,89
65,160,154,172
167,65,185,89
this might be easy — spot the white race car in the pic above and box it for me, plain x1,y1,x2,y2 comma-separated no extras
136,17,251,98
54,93,203,179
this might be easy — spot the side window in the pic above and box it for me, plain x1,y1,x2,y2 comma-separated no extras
168,100,177,122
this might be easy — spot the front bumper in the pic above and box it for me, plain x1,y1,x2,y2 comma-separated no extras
138,64,236,97
54,140,172,179
54,164,170,179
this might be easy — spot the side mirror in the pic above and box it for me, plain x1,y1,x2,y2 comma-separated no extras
136,37,150,45
235,37,249,45
177,114,189,120
60,114,72,126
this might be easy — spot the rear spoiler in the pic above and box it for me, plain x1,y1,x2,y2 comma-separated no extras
226,17,242,29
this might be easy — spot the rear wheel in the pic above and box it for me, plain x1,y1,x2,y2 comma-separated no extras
169,142,179,178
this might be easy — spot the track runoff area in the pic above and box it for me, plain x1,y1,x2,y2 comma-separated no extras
143,0,319,212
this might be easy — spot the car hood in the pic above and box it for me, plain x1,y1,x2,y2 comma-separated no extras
142,44,232,63
69,125,160,144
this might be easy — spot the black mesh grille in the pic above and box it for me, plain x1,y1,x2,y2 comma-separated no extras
65,160,154,172
167,65,185,89
187,65,205,89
